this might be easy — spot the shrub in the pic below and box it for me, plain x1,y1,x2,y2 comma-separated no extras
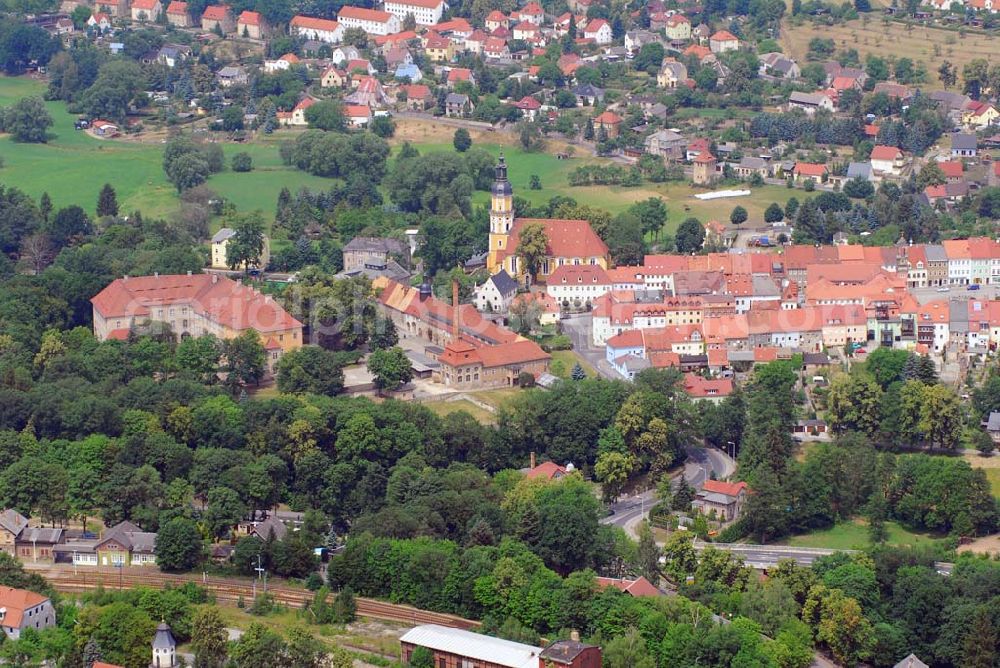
231,152,253,172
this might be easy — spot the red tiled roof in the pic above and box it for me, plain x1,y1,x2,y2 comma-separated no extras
107,328,130,341
514,95,541,110
238,10,260,24
526,461,567,480
710,30,738,41
693,152,716,164
864,123,879,137
93,663,125,668
520,1,543,14
91,275,302,333
374,30,417,45
0,587,48,630
338,6,393,22
683,373,733,398
595,576,661,597
584,18,609,33
870,145,902,161
132,0,159,11
447,67,472,81
498,218,608,265
345,104,372,118
666,14,689,25
278,52,299,63
166,1,187,14
547,264,610,285
391,0,443,8
486,10,506,20
702,479,747,497
594,110,622,124
291,15,339,31
938,160,963,178
400,83,431,99
201,5,229,21
794,162,827,177
607,330,644,348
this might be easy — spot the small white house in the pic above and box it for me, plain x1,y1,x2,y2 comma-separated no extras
475,270,518,313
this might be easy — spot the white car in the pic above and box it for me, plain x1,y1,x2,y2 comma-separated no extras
937,287,950,292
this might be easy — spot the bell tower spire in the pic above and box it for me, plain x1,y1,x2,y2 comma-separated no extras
487,149,514,274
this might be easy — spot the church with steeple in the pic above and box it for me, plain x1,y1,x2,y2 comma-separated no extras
486,152,609,283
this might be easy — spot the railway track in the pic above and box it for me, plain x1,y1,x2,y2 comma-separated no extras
29,566,479,630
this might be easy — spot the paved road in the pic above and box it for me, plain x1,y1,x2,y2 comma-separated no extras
561,312,619,379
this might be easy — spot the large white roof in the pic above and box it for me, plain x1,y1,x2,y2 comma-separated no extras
400,625,540,668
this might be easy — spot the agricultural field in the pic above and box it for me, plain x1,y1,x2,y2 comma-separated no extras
780,15,999,87
781,518,947,550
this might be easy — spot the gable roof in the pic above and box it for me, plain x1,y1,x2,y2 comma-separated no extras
701,479,747,497
488,269,519,294
165,1,187,14
0,587,49,630
201,5,229,20
870,145,902,161
291,15,340,31
526,461,568,480
0,509,28,536
503,218,608,262
91,274,302,333
710,29,738,41
237,10,260,24
338,6,394,22
594,576,661,596
400,625,539,668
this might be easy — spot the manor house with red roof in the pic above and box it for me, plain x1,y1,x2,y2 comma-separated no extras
90,274,303,371
486,153,609,283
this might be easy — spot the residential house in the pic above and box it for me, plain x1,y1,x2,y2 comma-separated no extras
665,14,691,41
708,30,739,53
692,152,717,185
236,10,265,38
546,264,611,308
264,53,300,72
657,59,688,88
758,52,799,79
279,97,315,126
870,145,904,177
593,110,622,139
90,274,303,360
735,156,769,179
130,0,161,22
66,521,160,567
330,45,360,64
572,83,604,106
644,129,687,161
211,228,271,270
482,37,510,59
525,459,570,480
984,411,1000,444
336,6,401,36
423,31,454,61
625,29,659,56
686,137,711,161
513,1,544,25
446,67,474,87
320,66,345,88
91,119,119,137
951,132,978,157
343,236,405,273
445,92,472,117
87,12,112,30
345,76,388,107
385,45,412,68
0,510,27,556
156,44,190,68
792,162,828,184
873,81,913,101
216,65,248,88
512,21,539,41
788,91,834,115
394,62,422,81
290,15,343,43
693,480,748,520
594,576,661,597
583,18,612,44
484,10,508,31
938,160,964,182
512,95,541,120
384,0,445,25
963,100,998,129
0,588,56,640
398,83,433,109
475,269,519,313
683,373,733,403
345,58,375,77
201,5,234,34
165,1,190,26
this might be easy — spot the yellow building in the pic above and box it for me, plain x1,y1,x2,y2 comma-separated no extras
486,153,609,283
211,228,271,270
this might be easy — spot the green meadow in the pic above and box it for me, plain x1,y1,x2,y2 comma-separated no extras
0,75,797,235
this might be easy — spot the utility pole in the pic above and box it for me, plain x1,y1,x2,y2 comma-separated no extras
254,554,267,596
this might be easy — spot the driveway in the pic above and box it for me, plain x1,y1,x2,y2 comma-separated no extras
561,313,618,379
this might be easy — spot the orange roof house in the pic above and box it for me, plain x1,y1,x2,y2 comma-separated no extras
0,586,53,638
90,275,302,349
595,576,661,597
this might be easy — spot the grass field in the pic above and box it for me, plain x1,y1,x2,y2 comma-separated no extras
1,75,799,233
783,518,947,550
964,452,1000,497
549,349,597,378
421,398,496,423
781,16,999,87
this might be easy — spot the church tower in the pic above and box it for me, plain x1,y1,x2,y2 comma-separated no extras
487,151,514,274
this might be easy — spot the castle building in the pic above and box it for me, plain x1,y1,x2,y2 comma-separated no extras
486,153,609,283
